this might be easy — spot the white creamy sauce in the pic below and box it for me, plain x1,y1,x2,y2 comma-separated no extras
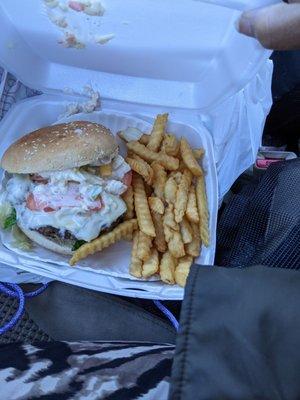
4,155,130,241
16,194,125,242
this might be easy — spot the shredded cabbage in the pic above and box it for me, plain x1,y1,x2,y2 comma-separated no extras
11,225,32,251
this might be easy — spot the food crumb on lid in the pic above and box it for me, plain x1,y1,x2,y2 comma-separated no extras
95,33,115,45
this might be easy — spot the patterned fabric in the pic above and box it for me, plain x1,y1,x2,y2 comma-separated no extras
0,68,40,121
0,341,174,400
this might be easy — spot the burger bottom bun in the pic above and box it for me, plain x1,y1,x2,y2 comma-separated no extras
19,225,74,256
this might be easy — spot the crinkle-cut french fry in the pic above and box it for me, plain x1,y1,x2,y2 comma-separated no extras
193,148,205,159
152,210,167,253
142,248,159,278
175,256,193,287
148,197,164,215
144,182,153,198
132,173,156,237
168,231,185,258
163,204,179,231
139,134,151,145
126,141,179,171
99,164,112,177
160,251,176,284
165,177,177,205
180,138,203,177
186,186,199,223
164,223,174,243
124,232,133,241
130,230,142,277
196,175,210,247
147,113,168,152
70,219,138,265
161,134,180,156
175,169,193,223
170,171,182,184
137,231,153,261
126,156,153,185
152,162,167,200
180,217,193,244
178,160,186,172
122,186,134,220
186,222,201,257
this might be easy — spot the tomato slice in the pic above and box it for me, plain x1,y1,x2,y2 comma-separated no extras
26,185,103,212
122,170,132,187
26,193,55,212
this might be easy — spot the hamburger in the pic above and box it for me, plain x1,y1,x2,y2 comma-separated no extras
0,121,132,255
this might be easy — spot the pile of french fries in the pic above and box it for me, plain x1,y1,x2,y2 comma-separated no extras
70,113,209,287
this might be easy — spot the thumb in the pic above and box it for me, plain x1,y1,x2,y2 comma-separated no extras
237,3,300,50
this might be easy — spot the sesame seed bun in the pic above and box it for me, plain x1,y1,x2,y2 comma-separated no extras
1,121,118,174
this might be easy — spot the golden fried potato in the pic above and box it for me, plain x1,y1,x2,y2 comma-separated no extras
152,162,167,200
70,219,138,265
137,231,153,262
144,182,153,198
147,113,168,152
142,248,159,278
186,186,199,223
163,204,178,231
180,138,203,177
126,156,153,185
186,222,201,257
130,230,142,277
139,134,150,145
148,197,164,215
180,217,193,244
161,134,179,156
174,169,193,223
164,177,177,205
168,231,185,258
196,175,210,247
170,171,182,184
132,173,156,237
160,251,176,284
193,148,205,160
152,211,167,253
126,142,179,171
99,164,112,177
175,256,193,287
163,223,174,243
122,186,134,220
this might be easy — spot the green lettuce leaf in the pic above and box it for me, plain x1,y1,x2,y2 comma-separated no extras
0,202,13,228
72,240,86,251
3,208,16,229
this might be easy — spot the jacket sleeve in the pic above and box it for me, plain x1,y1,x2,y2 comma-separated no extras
169,264,300,400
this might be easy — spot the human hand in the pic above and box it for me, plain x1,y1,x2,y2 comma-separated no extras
236,1,300,50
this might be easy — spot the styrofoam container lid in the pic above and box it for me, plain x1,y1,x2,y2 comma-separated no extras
0,0,278,109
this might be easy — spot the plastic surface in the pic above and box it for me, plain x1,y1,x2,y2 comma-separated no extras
0,98,218,300
0,0,275,109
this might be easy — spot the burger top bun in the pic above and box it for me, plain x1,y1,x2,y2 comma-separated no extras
1,121,118,174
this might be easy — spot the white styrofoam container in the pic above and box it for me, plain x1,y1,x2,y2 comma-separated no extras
0,96,217,300
0,0,277,298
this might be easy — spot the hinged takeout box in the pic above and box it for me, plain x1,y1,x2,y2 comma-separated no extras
0,0,276,299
